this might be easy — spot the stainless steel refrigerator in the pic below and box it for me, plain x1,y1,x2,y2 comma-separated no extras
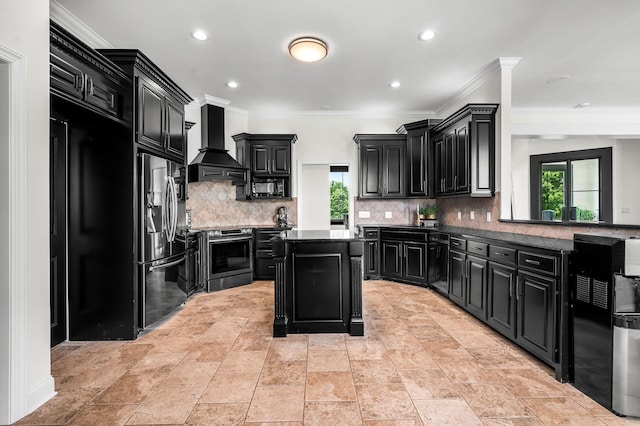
139,153,188,328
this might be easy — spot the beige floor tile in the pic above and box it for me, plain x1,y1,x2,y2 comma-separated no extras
398,369,459,399
93,373,166,404
14,388,102,425
303,401,363,425
125,386,203,424
128,351,186,376
386,347,438,370
246,385,305,422
199,371,259,403
57,363,132,390
351,359,402,385
258,360,306,385
306,371,357,401
346,338,389,360
184,402,249,426
455,382,534,418
480,419,544,426
217,350,267,373
160,361,219,388
181,341,232,362
267,338,309,361
231,334,273,351
307,349,350,372
308,333,347,350
520,396,608,425
413,398,483,425
356,383,419,421
67,403,138,426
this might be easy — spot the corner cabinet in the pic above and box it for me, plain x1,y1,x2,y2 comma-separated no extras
98,49,192,163
354,134,407,198
379,229,428,286
233,133,298,200
396,119,441,198
432,104,498,197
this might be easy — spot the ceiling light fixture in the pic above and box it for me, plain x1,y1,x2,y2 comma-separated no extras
191,30,208,41
574,102,591,108
546,75,571,85
389,81,401,88
226,81,238,88
288,37,328,63
418,29,437,41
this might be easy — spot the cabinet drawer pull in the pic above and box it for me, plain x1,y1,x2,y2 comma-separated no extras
525,259,541,266
472,246,482,251
494,251,508,256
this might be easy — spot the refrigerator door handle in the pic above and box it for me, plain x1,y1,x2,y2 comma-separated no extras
164,177,172,242
169,176,178,242
149,255,185,272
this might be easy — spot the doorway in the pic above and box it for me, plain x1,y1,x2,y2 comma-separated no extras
330,165,349,229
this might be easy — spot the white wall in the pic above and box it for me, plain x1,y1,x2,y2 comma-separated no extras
299,164,330,230
0,0,54,423
246,112,427,229
0,58,10,425
511,137,640,224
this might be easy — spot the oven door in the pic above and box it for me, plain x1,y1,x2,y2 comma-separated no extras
207,236,254,291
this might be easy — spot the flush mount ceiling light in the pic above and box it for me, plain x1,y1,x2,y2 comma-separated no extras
418,29,437,41
191,29,208,41
546,75,571,85
288,37,328,63
389,81,401,88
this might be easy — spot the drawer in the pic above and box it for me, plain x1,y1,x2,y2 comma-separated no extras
363,229,379,240
489,245,516,264
518,251,557,275
256,239,275,250
467,240,488,257
256,249,274,259
450,237,467,251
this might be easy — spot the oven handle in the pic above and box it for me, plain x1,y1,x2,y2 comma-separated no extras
149,255,185,272
210,236,253,243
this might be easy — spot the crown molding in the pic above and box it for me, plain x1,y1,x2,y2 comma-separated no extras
436,57,521,117
49,0,112,49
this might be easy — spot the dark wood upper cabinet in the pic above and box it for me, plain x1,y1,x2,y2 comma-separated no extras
98,49,192,163
50,21,128,120
233,133,298,200
397,119,441,198
354,134,406,199
432,104,498,197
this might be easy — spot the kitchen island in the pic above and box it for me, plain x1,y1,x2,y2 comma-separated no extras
272,230,364,337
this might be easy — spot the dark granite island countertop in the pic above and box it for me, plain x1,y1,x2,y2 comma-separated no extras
272,230,364,337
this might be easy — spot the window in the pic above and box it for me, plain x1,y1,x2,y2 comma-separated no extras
330,165,349,228
530,147,612,223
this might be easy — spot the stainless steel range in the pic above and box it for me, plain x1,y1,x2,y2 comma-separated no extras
196,226,254,291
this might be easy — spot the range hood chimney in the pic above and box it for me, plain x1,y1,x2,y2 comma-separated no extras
188,104,247,184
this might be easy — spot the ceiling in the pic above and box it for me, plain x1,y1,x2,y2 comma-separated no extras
54,0,640,114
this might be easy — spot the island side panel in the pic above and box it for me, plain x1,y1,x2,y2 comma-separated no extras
273,239,288,337
349,240,365,336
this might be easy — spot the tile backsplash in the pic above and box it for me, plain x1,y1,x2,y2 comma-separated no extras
187,181,297,228
355,193,639,240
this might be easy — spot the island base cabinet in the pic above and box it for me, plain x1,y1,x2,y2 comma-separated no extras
273,238,364,337
516,271,556,364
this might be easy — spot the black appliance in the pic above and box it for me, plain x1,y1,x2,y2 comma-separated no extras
197,227,254,291
571,233,640,414
139,153,188,328
428,232,449,295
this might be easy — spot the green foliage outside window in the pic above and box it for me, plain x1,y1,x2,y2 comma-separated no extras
330,180,349,219
541,171,564,218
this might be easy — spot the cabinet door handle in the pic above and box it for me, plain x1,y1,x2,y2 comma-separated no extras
88,78,94,96
516,277,520,300
509,278,513,298
454,175,458,189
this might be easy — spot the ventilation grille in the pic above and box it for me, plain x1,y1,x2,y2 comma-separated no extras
593,279,609,310
576,274,591,303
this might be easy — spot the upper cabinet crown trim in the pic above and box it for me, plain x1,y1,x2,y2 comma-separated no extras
432,103,499,132
98,49,192,105
232,133,298,144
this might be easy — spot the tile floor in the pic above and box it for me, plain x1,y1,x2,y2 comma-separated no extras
15,280,640,425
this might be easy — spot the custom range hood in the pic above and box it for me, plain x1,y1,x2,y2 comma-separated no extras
188,104,247,184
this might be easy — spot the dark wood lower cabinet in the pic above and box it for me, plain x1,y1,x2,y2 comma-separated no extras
449,251,466,306
466,255,487,320
381,240,403,279
487,262,516,338
516,271,556,363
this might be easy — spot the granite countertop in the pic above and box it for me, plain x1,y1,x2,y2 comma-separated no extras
277,229,363,242
357,224,573,251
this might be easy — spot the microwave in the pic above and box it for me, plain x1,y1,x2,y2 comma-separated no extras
252,179,284,197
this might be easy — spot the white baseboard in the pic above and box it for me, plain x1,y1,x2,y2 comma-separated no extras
26,376,56,415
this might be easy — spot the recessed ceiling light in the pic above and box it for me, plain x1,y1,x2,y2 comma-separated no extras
389,81,401,88
191,30,208,41
574,102,591,108
546,75,571,85
226,81,238,88
418,29,437,41
321,105,331,110
288,37,328,63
